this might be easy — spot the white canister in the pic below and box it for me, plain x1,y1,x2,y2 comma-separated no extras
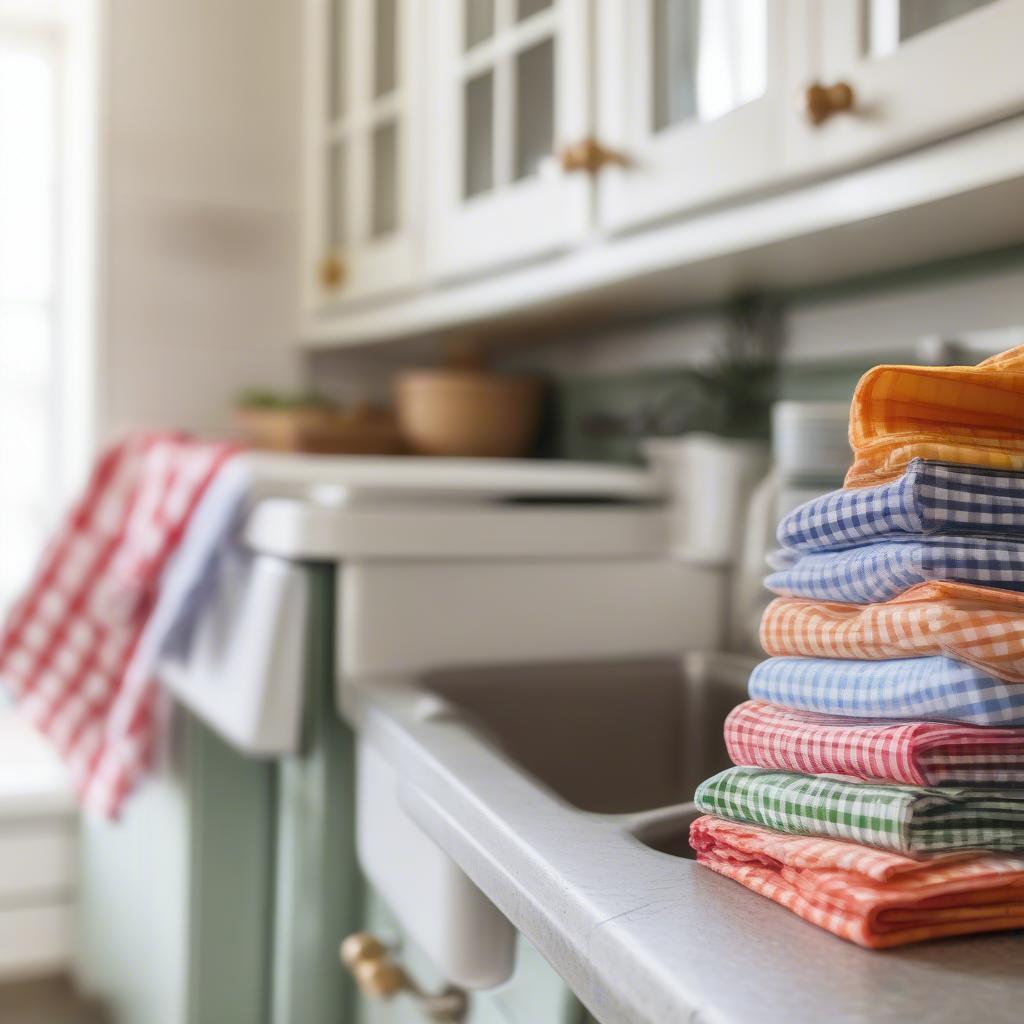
643,433,770,567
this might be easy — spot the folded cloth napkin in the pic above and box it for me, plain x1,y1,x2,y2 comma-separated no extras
765,537,1024,603
695,765,1024,854
779,460,1024,554
846,345,1024,488
749,656,1024,727
689,815,1024,948
761,581,1024,682
725,700,1024,787
0,434,239,817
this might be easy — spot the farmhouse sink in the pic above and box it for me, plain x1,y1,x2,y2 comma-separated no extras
344,652,753,998
345,652,1024,1024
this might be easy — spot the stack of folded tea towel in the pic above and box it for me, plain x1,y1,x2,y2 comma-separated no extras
689,345,1024,948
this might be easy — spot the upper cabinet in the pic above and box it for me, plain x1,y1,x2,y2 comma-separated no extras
788,0,1024,171
595,0,789,234
301,0,1024,342
304,0,423,308
426,0,592,279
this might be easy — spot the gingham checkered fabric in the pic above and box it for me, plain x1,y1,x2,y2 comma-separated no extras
725,700,1024,787
695,766,1024,854
760,581,1024,682
765,537,1024,603
749,656,1024,727
846,344,1024,488
689,815,1024,948
0,435,237,817
778,460,1024,554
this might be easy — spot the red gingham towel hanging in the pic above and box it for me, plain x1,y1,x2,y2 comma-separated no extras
0,434,238,817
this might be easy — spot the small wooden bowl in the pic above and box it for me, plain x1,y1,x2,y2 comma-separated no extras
396,369,543,458
235,405,405,455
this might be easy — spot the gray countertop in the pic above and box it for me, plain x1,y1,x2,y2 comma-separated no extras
344,674,1024,1024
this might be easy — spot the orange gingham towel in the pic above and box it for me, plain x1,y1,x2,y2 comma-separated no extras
0,435,237,817
761,581,1024,683
689,815,1024,948
846,344,1024,488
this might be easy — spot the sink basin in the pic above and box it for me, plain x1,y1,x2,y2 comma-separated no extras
346,651,755,999
422,653,750,815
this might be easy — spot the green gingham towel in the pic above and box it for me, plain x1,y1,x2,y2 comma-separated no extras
694,766,1024,854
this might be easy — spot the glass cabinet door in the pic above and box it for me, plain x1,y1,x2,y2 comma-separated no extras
787,0,1024,173
306,0,421,309
426,0,591,280
594,0,788,234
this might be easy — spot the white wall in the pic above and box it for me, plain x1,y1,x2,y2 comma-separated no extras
78,3,302,1023
97,0,301,441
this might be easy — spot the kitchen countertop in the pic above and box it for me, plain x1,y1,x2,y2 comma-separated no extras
344,673,1024,1024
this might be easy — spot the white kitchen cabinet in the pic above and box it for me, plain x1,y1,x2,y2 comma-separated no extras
788,0,1024,172
300,0,1024,348
595,0,790,234
303,0,423,309
426,0,592,280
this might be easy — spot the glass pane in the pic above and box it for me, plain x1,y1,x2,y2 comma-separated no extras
652,0,767,132
0,51,54,303
328,0,346,117
463,70,494,199
465,0,495,49
371,121,398,238
327,142,346,247
0,307,51,390
516,0,553,20
514,39,554,182
374,0,398,98
865,0,996,57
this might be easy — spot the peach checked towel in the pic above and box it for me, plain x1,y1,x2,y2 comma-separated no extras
760,581,1024,683
689,815,1024,948
846,344,1024,488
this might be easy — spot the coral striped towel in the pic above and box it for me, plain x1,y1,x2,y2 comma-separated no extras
725,700,1024,787
760,582,1024,683
0,435,238,817
846,344,1024,488
689,815,1024,948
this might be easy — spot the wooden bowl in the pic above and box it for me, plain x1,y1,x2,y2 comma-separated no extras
396,369,543,457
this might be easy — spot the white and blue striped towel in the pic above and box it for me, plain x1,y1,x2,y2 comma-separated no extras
750,656,1024,727
766,537,1024,603
779,459,1024,553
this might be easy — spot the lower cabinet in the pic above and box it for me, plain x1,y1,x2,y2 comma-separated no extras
356,890,588,1024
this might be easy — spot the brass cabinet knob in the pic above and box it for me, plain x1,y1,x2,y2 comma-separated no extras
559,136,630,175
340,931,387,970
318,252,346,290
354,958,407,998
803,81,855,126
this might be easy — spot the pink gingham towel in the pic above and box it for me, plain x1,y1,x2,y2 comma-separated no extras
0,435,238,817
725,700,1024,787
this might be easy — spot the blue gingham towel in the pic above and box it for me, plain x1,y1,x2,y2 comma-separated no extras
766,537,1024,603
750,656,1024,727
778,459,1024,553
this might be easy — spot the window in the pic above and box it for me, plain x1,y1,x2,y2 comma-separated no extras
0,26,64,610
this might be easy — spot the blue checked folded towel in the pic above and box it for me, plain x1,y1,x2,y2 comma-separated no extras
750,656,1024,727
779,459,1024,553
765,537,1024,603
